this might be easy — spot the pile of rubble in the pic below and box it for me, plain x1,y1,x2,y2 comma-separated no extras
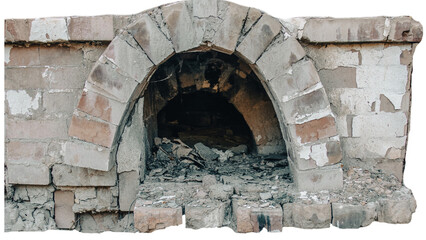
135,139,416,232
146,137,291,183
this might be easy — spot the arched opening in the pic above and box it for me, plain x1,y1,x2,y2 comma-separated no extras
142,51,286,155
140,50,289,179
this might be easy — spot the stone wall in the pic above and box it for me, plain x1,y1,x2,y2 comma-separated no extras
4,0,422,233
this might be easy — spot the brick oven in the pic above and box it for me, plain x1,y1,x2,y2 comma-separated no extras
4,0,422,233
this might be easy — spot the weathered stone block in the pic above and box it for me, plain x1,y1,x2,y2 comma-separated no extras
54,191,75,229
43,66,87,89
119,171,140,211
232,199,282,232
68,113,117,148
356,65,408,94
29,17,69,42
341,137,406,159
104,34,154,82
7,163,50,185
290,160,343,191
77,90,126,126
291,115,338,144
73,187,117,213
377,188,416,223
5,46,40,67
6,90,41,116
327,88,378,115
68,16,114,41
185,199,229,229
134,201,182,232
283,203,331,228
5,67,49,90
376,158,404,182
304,44,359,70
5,19,32,42
296,140,342,170
128,14,174,65
211,2,247,54
319,67,357,89
208,184,234,201
388,16,423,42
161,1,201,53
281,88,330,124
86,61,139,104
6,141,47,165
331,203,376,228
63,140,113,171
78,213,119,233
39,45,83,66
116,98,146,173
256,37,306,80
52,164,117,186
302,17,387,42
236,14,282,64
43,91,79,116
6,119,68,140
192,0,217,18
352,112,407,138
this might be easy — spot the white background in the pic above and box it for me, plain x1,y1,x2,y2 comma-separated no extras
1,0,425,239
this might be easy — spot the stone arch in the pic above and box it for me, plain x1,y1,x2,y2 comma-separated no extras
65,0,343,191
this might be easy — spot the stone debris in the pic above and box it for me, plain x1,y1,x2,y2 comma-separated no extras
136,150,416,232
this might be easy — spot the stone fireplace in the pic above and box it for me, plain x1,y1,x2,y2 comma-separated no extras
4,0,422,233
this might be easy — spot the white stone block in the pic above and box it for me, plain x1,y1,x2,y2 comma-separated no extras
352,112,407,138
30,18,69,42
6,90,40,116
328,88,379,115
356,65,408,94
341,137,406,159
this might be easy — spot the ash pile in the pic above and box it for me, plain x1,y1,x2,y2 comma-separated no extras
145,137,291,183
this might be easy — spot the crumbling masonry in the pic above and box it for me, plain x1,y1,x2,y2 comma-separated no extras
4,0,422,233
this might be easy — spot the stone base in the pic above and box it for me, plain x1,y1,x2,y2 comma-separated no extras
290,160,343,191
133,199,182,233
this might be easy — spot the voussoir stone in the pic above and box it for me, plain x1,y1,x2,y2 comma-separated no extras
103,33,154,82
161,1,202,53
77,90,127,126
86,61,139,104
256,37,306,80
68,113,117,148
237,13,282,64
127,14,174,65
212,2,248,54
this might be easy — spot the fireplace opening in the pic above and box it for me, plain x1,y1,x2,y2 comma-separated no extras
142,51,290,183
157,91,255,150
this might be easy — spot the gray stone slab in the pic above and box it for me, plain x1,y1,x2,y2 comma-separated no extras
52,164,117,187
